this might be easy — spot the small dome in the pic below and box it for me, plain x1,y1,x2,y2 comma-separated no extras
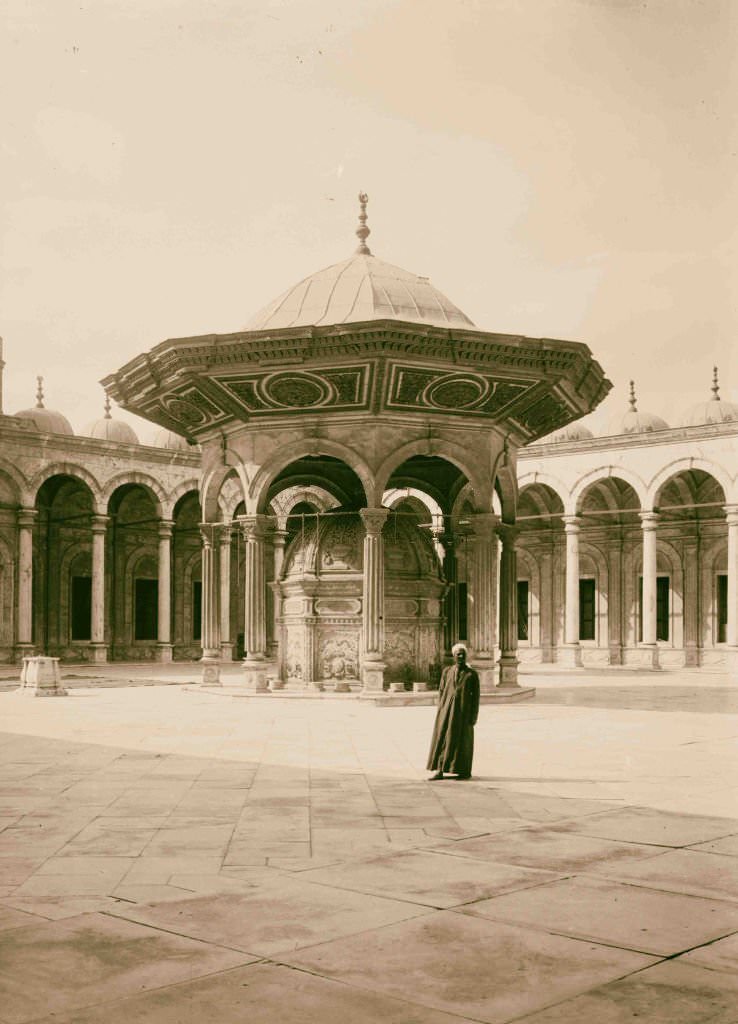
83,396,139,444
606,381,669,436
541,421,594,443
14,377,74,436
151,427,192,451
246,194,474,332
678,367,738,427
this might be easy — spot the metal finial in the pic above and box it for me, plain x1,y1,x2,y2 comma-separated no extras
36,375,45,409
104,393,112,418
712,366,720,401
355,191,372,255
628,380,637,412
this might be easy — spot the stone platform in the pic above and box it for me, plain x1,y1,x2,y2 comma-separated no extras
0,667,736,1023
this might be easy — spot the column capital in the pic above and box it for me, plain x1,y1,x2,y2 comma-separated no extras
724,504,738,525
639,510,659,530
467,511,499,538
91,513,110,534
272,527,289,548
17,507,38,528
239,513,270,541
200,522,218,547
562,514,582,533
359,507,390,536
218,522,233,544
496,522,519,546
157,518,174,539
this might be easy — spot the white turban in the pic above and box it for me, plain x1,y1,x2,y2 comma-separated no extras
451,643,467,655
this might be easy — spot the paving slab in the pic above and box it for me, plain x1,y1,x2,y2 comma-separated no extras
462,874,738,955
513,958,738,1023
283,909,656,1023
30,961,475,1024
427,826,662,873
680,930,738,973
107,877,431,956
553,806,738,847
0,911,255,1023
0,894,123,920
588,847,738,902
302,848,561,908
688,833,738,856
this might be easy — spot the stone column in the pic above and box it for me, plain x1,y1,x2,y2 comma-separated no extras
607,533,624,665
468,512,498,692
639,511,660,669
218,524,233,661
559,515,582,667
90,514,109,663
242,515,270,691
441,533,458,655
683,535,700,667
496,523,520,687
725,506,738,679
16,508,37,659
269,527,288,673
539,543,555,662
199,524,221,685
359,507,390,694
155,519,174,663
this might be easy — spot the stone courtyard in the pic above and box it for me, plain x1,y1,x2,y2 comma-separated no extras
1,668,737,1023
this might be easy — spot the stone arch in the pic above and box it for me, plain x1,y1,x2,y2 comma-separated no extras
102,472,167,517
570,466,647,516
166,478,202,521
494,461,518,524
270,485,340,529
201,462,250,524
376,439,492,512
648,457,734,508
383,487,443,524
517,470,568,512
27,462,103,513
250,439,375,514
0,458,27,505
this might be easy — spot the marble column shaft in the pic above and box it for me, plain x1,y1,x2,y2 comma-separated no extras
17,508,37,648
563,516,581,646
496,523,519,686
640,512,659,646
157,520,174,647
360,508,390,659
242,515,269,660
199,524,220,657
468,513,498,659
726,507,738,649
219,525,232,652
90,514,109,646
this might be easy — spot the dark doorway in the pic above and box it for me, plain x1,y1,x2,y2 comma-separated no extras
70,576,92,641
579,578,596,641
135,578,158,640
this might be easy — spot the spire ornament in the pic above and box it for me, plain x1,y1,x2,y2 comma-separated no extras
355,192,372,255
712,366,720,401
104,393,112,419
628,380,637,412
36,376,45,409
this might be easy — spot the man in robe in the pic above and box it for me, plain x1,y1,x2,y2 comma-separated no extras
426,642,480,780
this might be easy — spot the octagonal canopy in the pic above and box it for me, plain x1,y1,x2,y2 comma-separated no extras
246,253,475,332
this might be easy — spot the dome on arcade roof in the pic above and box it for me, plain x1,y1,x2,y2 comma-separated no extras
83,394,139,444
606,381,669,436
245,193,475,332
541,421,594,443
151,426,194,451
678,367,738,427
14,377,74,436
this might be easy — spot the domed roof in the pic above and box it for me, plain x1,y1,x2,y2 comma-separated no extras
151,427,192,451
606,381,669,436
14,377,74,436
678,367,738,427
246,194,474,332
83,395,139,444
541,421,594,443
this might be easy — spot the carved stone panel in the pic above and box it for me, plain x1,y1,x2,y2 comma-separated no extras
318,630,360,681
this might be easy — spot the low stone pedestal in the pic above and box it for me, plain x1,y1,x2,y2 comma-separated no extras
557,645,583,668
156,643,173,664
18,657,67,697
200,658,221,686
634,644,661,670
360,660,386,697
242,659,270,693
412,681,428,692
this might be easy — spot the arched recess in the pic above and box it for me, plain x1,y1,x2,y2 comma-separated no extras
375,439,491,511
622,537,684,654
494,461,518,524
516,547,541,656
108,484,160,659
0,535,15,656
578,541,609,652
259,453,370,516
270,485,340,529
101,472,166,517
166,478,202,521
706,541,728,650
0,460,26,506
201,461,250,523
250,439,375,513
571,466,647,517
172,489,202,658
28,463,103,514
576,475,643,526
34,474,96,656
649,458,734,509
217,473,246,522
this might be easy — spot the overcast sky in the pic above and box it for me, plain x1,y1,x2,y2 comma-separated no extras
2,0,736,441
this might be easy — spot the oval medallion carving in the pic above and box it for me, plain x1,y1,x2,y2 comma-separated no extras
426,376,487,409
265,373,328,408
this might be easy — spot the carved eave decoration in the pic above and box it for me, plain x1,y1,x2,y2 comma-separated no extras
102,320,611,445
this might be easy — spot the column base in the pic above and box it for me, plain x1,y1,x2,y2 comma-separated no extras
684,645,701,668
497,655,520,688
608,645,624,666
360,660,385,695
201,657,221,686
242,659,270,693
14,644,35,665
155,644,173,664
635,644,661,670
558,644,583,668
219,642,234,662
89,643,108,664
475,661,497,694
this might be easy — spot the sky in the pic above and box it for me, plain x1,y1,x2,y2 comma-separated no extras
2,0,737,442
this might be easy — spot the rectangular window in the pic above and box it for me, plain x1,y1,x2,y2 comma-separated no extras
638,576,670,642
579,578,596,641
457,582,468,642
70,576,92,641
517,580,529,640
192,580,202,641
717,574,728,644
134,578,158,641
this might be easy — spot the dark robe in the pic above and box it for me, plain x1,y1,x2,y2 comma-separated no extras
426,663,480,776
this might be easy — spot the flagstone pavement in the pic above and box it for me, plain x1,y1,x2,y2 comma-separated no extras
1,667,737,1023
